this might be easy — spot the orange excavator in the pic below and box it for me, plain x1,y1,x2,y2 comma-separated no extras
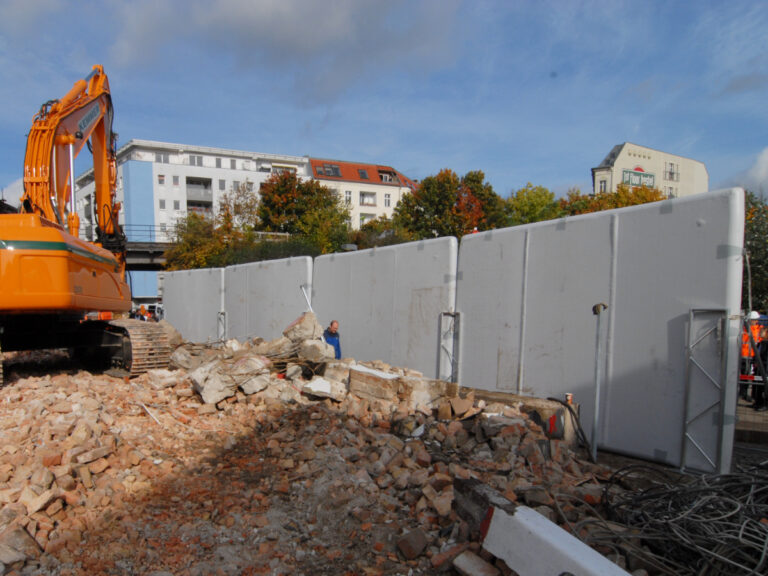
0,65,169,384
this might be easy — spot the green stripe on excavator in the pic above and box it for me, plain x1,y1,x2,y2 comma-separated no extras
0,239,119,268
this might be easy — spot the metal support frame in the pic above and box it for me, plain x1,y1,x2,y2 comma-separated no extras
439,311,460,383
682,308,728,472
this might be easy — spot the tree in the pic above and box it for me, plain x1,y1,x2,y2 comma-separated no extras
743,190,768,312
559,184,666,216
350,216,413,249
393,169,504,239
165,176,337,270
256,172,350,253
218,180,259,231
506,183,559,225
164,212,221,270
257,172,348,234
462,170,508,229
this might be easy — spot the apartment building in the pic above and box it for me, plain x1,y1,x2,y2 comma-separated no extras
591,143,708,198
74,139,415,300
308,158,416,228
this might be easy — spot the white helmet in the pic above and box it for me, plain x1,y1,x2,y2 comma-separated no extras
748,311,761,320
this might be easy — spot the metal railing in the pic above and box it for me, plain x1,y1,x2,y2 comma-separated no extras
78,224,292,244
78,224,173,243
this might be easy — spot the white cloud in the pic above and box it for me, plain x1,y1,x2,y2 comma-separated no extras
107,0,460,102
1,177,23,206
744,148,768,192
0,0,63,36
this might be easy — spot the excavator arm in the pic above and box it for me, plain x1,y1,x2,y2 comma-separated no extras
21,64,125,268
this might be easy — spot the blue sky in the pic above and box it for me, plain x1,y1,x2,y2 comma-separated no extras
1,0,767,204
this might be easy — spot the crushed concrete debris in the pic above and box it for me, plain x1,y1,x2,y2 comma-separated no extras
1,311,757,575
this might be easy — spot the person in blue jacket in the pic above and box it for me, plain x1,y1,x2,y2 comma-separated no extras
323,320,341,359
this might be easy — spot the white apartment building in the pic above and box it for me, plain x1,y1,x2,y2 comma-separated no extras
591,142,708,198
309,158,416,228
74,139,416,300
75,139,311,244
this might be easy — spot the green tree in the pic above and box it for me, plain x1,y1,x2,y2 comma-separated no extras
256,171,351,253
743,190,768,312
506,183,559,225
350,216,413,249
164,212,221,270
393,169,503,239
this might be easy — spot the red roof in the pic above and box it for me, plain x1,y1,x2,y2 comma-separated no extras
309,158,416,190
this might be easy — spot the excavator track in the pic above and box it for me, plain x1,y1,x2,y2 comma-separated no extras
108,319,170,377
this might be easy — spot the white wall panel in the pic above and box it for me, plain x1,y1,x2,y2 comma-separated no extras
164,268,224,343
225,257,313,341
456,189,744,472
313,238,458,379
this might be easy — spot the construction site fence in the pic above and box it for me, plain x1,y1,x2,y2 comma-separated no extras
165,188,745,474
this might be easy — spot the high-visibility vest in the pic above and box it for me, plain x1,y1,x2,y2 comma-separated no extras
741,324,762,358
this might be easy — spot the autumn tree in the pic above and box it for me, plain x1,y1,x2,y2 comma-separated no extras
506,183,559,225
393,169,503,239
743,190,768,312
257,171,350,253
462,170,508,229
559,183,666,216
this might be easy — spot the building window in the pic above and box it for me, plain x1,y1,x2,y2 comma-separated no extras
665,162,679,182
360,191,376,206
358,169,369,179
384,193,391,208
155,152,169,163
274,166,296,175
216,158,222,169
316,166,324,175
360,213,376,227
599,180,606,193
322,164,341,177
158,174,165,185
190,155,203,167
345,191,352,205
230,159,236,169
219,179,226,191
173,175,179,186
174,200,180,211
159,199,166,210
233,180,240,191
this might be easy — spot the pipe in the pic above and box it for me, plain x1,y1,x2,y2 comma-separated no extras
592,302,608,462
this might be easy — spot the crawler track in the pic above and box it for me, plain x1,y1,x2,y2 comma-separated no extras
108,319,171,376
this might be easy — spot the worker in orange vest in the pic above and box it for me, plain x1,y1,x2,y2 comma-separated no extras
741,311,763,401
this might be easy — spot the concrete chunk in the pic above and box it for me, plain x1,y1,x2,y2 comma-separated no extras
302,377,347,402
283,312,323,342
349,366,399,401
298,340,335,363
453,550,500,576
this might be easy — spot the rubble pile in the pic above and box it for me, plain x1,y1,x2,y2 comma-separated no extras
0,312,653,575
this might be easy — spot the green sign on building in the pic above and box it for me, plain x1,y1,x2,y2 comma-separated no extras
622,169,655,188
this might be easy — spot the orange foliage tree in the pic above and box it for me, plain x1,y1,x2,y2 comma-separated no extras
559,183,666,216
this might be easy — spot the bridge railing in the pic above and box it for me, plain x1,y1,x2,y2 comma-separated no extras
78,224,291,244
